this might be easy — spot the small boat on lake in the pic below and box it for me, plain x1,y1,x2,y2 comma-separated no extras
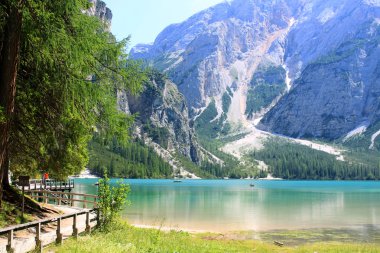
249,183,255,187
173,180,182,183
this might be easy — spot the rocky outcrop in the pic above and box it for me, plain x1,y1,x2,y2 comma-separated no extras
88,0,112,28
124,71,201,164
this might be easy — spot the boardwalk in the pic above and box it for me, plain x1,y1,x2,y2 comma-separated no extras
0,206,97,253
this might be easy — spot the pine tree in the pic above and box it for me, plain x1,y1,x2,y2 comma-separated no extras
0,0,146,206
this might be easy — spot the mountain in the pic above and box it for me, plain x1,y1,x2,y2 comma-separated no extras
130,0,380,145
119,71,201,165
87,1,215,178
260,0,380,140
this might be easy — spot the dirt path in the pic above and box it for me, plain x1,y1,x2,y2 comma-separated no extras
0,206,96,253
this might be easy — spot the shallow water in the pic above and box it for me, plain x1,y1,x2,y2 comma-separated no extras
73,179,380,233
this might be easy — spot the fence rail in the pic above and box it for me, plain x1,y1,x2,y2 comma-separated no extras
0,208,98,252
26,179,75,191
26,190,98,208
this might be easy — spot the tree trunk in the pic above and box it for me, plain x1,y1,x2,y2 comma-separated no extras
0,0,24,208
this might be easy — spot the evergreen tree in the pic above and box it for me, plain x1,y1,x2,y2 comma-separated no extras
0,0,146,206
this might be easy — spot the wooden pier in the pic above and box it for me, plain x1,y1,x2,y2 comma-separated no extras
25,179,75,192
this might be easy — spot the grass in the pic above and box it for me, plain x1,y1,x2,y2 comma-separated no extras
48,221,380,253
0,201,34,227
49,222,254,253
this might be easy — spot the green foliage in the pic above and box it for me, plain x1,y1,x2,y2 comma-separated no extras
97,174,130,231
194,100,231,138
5,0,146,179
173,153,215,179
194,100,259,178
222,91,232,113
313,38,368,66
88,136,172,179
197,137,258,179
251,138,380,180
143,123,170,149
0,106,5,124
246,66,286,117
0,201,33,227
195,100,218,130
226,86,233,96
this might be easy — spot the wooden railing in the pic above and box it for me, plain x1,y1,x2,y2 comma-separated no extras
26,190,98,209
0,209,98,253
27,179,74,191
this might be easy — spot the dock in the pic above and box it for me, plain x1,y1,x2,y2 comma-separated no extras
17,179,75,192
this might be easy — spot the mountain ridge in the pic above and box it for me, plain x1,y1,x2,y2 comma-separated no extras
131,0,380,143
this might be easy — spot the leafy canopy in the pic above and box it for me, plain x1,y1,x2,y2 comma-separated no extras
5,0,146,179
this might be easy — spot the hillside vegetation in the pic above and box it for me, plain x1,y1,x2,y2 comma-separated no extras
49,221,380,253
250,138,380,180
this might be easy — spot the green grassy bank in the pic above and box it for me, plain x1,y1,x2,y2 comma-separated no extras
49,221,380,253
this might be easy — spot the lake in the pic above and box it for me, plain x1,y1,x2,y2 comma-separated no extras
73,179,380,233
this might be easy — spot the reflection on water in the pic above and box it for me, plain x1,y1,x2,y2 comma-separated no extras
73,179,380,232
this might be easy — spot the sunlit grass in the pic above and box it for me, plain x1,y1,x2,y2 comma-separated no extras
49,221,380,253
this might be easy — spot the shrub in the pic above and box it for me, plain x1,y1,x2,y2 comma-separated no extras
97,173,130,231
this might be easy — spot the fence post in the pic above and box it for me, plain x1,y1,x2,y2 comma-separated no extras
6,229,14,253
35,222,42,253
96,208,100,227
70,194,74,207
72,214,78,238
58,193,61,206
56,217,63,244
85,211,91,234
84,196,87,209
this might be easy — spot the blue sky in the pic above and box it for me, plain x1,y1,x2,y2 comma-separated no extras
104,0,224,49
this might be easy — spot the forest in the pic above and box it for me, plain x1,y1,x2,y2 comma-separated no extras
251,139,380,180
88,136,172,179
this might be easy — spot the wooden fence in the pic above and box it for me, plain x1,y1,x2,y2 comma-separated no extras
26,190,98,209
27,179,75,191
0,209,98,253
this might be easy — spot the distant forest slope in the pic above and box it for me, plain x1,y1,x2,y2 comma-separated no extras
250,138,380,180
88,136,172,178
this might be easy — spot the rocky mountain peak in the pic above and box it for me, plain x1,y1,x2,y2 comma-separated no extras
131,0,380,141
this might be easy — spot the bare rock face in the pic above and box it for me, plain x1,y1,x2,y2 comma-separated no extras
88,0,112,28
131,0,294,110
88,0,201,165
125,72,201,164
261,0,380,139
131,0,380,140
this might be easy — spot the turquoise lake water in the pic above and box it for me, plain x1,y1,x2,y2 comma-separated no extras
73,179,380,232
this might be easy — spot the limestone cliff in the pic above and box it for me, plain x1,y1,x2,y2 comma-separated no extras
88,0,112,27
118,71,201,164
131,0,380,142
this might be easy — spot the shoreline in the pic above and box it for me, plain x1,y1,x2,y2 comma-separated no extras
130,223,380,245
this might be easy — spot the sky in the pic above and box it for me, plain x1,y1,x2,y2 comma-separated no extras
104,0,224,49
